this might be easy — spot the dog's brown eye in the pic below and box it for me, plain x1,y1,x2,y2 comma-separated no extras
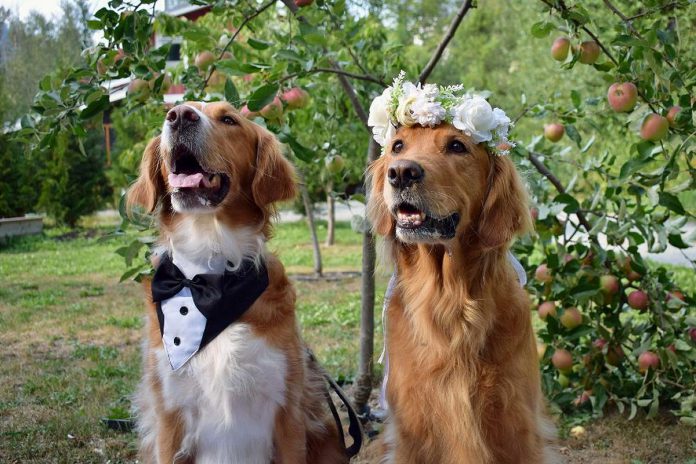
447,140,467,154
392,140,404,154
221,115,236,125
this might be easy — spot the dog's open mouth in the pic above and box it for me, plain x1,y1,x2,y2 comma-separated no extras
168,146,230,208
394,202,460,242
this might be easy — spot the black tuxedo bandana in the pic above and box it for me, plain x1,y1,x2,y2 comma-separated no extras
151,255,269,370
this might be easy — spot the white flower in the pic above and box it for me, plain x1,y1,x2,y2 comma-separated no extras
421,83,439,99
411,97,446,127
368,88,393,146
394,82,420,126
371,122,397,147
451,95,498,144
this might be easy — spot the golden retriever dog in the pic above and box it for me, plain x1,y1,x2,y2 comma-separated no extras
368,124,558,463
127,102,348,464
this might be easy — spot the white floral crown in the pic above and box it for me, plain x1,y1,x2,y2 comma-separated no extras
367,71,514,156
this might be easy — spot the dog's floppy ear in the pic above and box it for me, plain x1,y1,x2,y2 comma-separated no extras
367,158,394,236
252,128,297,207
127,136,166,215
476,156,532,249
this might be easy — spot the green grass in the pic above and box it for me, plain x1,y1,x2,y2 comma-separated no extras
0,219,387,462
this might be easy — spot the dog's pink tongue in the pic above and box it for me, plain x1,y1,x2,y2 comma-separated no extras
169,173,204,188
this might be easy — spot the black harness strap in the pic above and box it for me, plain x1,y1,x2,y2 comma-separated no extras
307,349,363,459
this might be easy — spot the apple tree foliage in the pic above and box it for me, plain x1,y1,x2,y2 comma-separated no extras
19,0,695,423
515,0,695,424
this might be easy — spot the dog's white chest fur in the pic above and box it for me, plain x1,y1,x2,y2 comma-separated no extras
154,324,287,464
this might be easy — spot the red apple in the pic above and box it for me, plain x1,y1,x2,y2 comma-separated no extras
535,264,552,283
606,345,625,366
295,0,314,6
530,207,539,221
560,307,582,329
206,70,226,88
600,275,619,295
538,301,557,320
667,344,676,354
689,328,696,343
667,290,685,303
127,78,149,101
627,290,649,311
592,338,607,351
260,96,283,120
544,123,565,142
96,59,108,75
640,114,669,141
578,41,600,64
114,48,126,63
240,104,259,119
195,50,216,69
666,105,681,127
281,87,310,109
607,82,638,112
325,155,345,175
552,349,573,373
551,37,571,61
638,351,659,373
573,390,592,407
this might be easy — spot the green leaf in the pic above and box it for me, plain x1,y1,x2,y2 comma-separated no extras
80,95,110,120
224,78,240,106
658,192,686,215
278,133,315,163
247,38,272,50
565,124,581,147
275,49,304,62
570,90,581,109
553,193,580,213
86,20,102,30
246,84,279,112
530,21,554,38
668,233,689,249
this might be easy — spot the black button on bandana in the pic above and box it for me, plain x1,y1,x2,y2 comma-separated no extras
173,337,181,346
180,306,188,315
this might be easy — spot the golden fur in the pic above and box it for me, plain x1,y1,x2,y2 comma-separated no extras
368,124,558,463
128,102,346,463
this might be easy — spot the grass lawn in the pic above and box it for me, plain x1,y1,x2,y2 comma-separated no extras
1,219,693,463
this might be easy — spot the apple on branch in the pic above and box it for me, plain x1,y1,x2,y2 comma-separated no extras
544,123,564,142
607,82,637,112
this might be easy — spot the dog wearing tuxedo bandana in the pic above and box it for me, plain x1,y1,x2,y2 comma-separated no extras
127,102,349,464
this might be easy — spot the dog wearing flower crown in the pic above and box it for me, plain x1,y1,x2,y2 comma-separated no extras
367,73,559,463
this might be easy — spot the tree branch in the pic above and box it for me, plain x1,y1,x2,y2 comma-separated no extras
280,0,372,128
418,0,475,84
527,151,596,240
602,0,641,37
602,0,679,72
279,67,387,87
539,0,659,113
202,0,278,89
626,2,685,20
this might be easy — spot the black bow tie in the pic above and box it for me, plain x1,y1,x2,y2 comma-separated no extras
151,254,269,351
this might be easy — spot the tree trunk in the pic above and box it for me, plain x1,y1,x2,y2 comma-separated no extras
353,139,380,413
298,171,322,277
325,182,335,246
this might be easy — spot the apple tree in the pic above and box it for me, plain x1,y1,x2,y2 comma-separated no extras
515,0,695,424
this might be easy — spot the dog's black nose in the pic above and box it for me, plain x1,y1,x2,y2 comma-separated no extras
166,105,200,131
388,160,424,189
